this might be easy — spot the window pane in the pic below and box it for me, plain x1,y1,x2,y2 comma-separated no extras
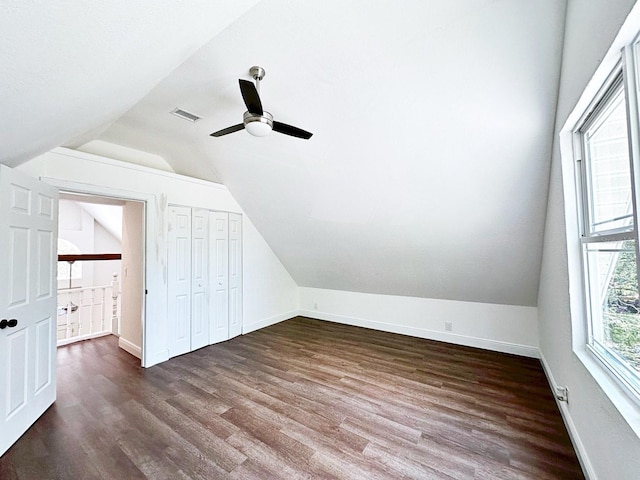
585,240,640,379
584,91,633,234
57,238,82,282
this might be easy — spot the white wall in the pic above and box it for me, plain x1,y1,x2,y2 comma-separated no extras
243,217,299,333
538,1,640,479
19,147,298,367
77,140,175,173
299,288,538,357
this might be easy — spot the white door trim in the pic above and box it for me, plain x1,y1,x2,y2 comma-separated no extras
37,177,152,366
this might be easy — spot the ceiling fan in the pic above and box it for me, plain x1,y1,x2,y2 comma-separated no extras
210,66,313,140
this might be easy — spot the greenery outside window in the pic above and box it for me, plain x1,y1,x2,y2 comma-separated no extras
576,71,640,398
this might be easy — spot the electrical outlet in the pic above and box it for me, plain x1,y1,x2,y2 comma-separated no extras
445,321,453,332
555,386,568,403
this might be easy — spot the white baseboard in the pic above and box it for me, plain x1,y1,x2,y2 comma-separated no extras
118,337,142,359
243,310,298,335
298,310,540,358
56,331,111,347
539,353,594,480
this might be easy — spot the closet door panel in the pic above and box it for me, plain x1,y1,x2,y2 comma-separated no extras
210,212,229,344
190,208,209,350
168,206,191,357
228,213,242,339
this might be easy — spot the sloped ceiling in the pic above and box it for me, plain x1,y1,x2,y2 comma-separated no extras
0,0,260,173
1,0,568,307
60,193,125,242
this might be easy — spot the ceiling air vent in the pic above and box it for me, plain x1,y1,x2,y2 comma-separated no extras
170,108,201,123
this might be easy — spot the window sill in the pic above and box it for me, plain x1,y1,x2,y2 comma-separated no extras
575,345,640,439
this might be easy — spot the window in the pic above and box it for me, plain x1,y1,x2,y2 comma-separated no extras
57,238,82,284
576,70,640,397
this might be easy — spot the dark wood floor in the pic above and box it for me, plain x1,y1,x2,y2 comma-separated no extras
0,316,584,479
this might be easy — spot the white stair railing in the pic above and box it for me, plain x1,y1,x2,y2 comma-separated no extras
57,273,120,346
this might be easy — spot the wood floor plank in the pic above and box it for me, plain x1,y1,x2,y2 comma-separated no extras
0,316,585,479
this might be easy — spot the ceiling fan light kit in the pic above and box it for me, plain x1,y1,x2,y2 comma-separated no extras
243,111,273,137
210,66,312,140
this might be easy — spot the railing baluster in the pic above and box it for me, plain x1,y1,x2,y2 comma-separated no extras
100,287,105,332
65,290,72,339
112,273,119,335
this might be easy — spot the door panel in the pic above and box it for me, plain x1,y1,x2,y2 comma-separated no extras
34,317,52,393
228,213,242,339
7,330,27,418
9,227,29,306
0,165,58,456
190,209,208,350
210,212,229,344
167,206,191,357
36,230,54,299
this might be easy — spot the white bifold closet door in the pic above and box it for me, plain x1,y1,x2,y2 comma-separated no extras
210,212,242,344
190,208,209,350
168,206,209,357
228,213,242,339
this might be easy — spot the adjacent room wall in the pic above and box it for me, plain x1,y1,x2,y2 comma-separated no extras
119,200,144,358
18,147,298,367
538,1,640,479
93,221,122,288
58,200,122,289
299,288,538,357
57,200,95,289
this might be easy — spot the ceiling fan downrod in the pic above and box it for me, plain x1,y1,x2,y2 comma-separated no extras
250,66,265,94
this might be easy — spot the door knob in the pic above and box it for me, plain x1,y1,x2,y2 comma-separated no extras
0,319,18,329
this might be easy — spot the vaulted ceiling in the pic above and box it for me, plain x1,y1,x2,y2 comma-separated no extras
1,0,568,307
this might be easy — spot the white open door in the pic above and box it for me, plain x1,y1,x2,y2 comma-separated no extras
0,166,58,456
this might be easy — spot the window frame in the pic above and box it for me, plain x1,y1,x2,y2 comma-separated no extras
573,50,640,403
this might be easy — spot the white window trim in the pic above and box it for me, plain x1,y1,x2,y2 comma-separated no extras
559,21,640,438
576,64,640,399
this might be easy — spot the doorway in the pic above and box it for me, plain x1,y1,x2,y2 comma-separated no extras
56,192,145,363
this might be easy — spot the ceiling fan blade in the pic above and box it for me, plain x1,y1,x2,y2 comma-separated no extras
273,121,313,139
210,123,245,137
239,79,263,115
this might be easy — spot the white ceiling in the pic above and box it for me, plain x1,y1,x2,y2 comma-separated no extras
1,0,568,307
0,0,260,168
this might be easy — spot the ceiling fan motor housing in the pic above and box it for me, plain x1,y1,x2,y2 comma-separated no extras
243,110,273,136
